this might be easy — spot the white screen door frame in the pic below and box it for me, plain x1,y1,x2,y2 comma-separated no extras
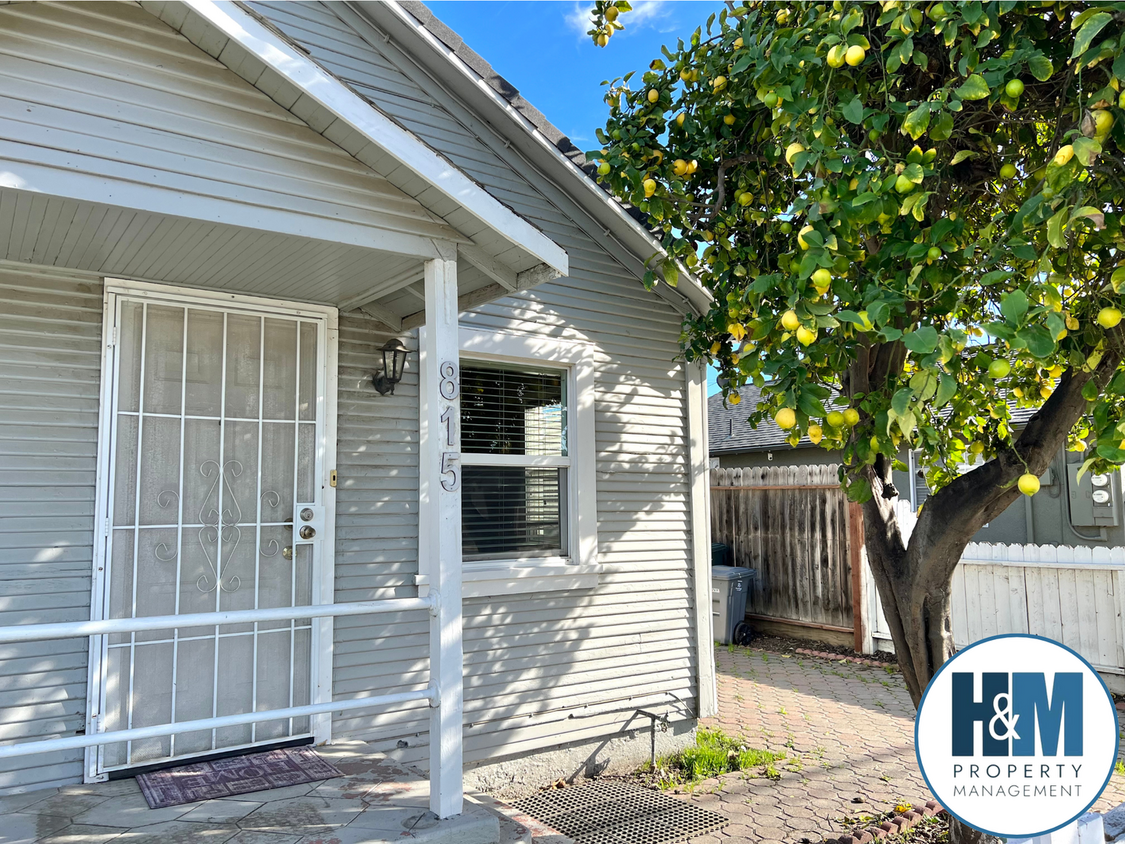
85,279,338,781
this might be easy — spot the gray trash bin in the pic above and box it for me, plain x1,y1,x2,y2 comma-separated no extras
711,565,755,645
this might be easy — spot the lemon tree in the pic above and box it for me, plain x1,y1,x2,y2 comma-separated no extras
589,0,1125,725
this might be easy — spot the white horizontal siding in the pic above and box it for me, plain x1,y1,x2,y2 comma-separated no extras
0,264,103,793
0,2,458,271
332,271,697,764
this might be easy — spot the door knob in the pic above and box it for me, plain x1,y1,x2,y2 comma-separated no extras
282,546,293,560
299,525,316,540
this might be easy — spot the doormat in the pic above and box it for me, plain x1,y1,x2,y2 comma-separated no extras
512,781,728,844
137,746,342,808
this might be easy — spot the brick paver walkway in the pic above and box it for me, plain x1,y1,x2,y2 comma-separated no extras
677,646,1125,844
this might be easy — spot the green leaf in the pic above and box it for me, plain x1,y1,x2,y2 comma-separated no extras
955,74,990,101
1000,290,1028,324
1072,137,1102,166
1097,443,1125,463
897,410,916,439
1083,380,1101,401
902,104,930,139
1071,12,1111,60
1027,55,1053,81
852,192,878,207
799,392,826,418
1047,207,1068,249
891,387,913,416
903,326,939,354
980,270,1011,286
1076,456,1098,483
931,111,954,141
1019,325,1055,358
841,97,865,125
935,373,957,408
662,258,679,287
903,163,925,183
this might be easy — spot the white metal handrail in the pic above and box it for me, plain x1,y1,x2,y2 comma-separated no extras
0,689,435,759
0,596,440,760
0,596,436,644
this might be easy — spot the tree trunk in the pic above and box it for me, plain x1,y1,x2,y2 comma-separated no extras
847,343,1121,844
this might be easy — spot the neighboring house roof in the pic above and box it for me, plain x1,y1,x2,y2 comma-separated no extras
709,388,1041,456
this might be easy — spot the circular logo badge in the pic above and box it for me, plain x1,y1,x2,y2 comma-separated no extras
916,634,1118,838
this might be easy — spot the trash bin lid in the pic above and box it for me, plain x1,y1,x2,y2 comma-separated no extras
711,565,755,580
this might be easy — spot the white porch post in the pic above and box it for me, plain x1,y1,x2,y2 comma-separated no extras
418,250,464,818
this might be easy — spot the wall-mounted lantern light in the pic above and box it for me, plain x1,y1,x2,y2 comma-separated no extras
373,339,409,395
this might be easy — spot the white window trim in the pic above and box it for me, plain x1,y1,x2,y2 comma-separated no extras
458,326,599,598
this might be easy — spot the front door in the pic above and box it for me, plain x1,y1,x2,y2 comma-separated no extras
88,281,336,777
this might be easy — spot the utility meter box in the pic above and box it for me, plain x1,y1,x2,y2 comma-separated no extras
1066,464,1120,528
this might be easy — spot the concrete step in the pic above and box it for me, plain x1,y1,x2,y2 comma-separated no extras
308,804,500,844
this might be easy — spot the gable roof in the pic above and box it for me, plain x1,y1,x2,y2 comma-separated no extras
342,0,712,314
709,388,1042,456
160,0,711,316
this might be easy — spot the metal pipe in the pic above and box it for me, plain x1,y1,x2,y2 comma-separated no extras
0,688,436,760
0,596,436,644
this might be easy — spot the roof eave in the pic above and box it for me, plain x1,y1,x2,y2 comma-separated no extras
180,0,569,277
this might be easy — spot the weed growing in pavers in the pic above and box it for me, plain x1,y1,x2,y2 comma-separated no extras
778,707,788,715
1116,760,1125,775
761,653,770,663
640,727,784,789
884,665,897,675
875,700,886,708
764,762,781,780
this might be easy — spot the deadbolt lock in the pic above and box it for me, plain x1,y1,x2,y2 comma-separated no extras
300,507,315,522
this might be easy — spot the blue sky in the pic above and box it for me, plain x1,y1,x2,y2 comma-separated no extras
427,1,725,394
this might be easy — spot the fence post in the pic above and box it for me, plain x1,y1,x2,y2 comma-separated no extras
848,500,867,654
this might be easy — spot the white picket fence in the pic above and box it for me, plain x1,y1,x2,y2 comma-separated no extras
869,535,1125,690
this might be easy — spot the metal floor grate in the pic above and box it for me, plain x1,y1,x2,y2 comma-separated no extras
512,781,728,844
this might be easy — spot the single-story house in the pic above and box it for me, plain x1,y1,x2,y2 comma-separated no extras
0,0,719,817
709,386,1125,549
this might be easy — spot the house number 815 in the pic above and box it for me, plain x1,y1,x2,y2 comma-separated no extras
439,362,460,492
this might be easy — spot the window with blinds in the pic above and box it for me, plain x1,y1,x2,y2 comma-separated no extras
460,362,570,562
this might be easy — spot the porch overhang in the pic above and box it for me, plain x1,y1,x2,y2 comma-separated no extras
145,0,569,284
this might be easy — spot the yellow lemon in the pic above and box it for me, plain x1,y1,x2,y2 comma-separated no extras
785,142,805,165
1000,162,1017,179
1097,307,1122,329
709,341,721,355
605,5,618,21
826,411,845,428
643,178,657,197
843,408,860,427
1013,387,1024,398
796,325,817,346
845,44,866,66
676,112,686,128
596,33,609,47
729,392,741,405
1040,384,1053,399
808,424,823,444
1093,109,1115,137
713,75,727,90
988,359,1011,379
775,408,797,429
970,442,985,454
672,159,688,176
647,89,660,104
1053,145,1074,167
734,36,744,49
1018,473,1040,496
827,44,846,68
1048,364,1065,378
811,268,832,289
724,114,736,125
797,224,814,249
781,309,801,331
1065,314,1079,331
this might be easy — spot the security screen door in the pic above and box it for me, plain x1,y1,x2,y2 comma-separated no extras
90,283,334,775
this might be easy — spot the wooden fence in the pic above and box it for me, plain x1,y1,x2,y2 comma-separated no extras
712,465,1125,690
710,465,858,635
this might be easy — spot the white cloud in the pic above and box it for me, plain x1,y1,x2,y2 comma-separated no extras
565,0,673,38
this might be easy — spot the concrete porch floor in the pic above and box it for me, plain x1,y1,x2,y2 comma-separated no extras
0,743,513,844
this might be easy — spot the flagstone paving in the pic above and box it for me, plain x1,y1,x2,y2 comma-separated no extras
3,744,501,844
678,645,1125,844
